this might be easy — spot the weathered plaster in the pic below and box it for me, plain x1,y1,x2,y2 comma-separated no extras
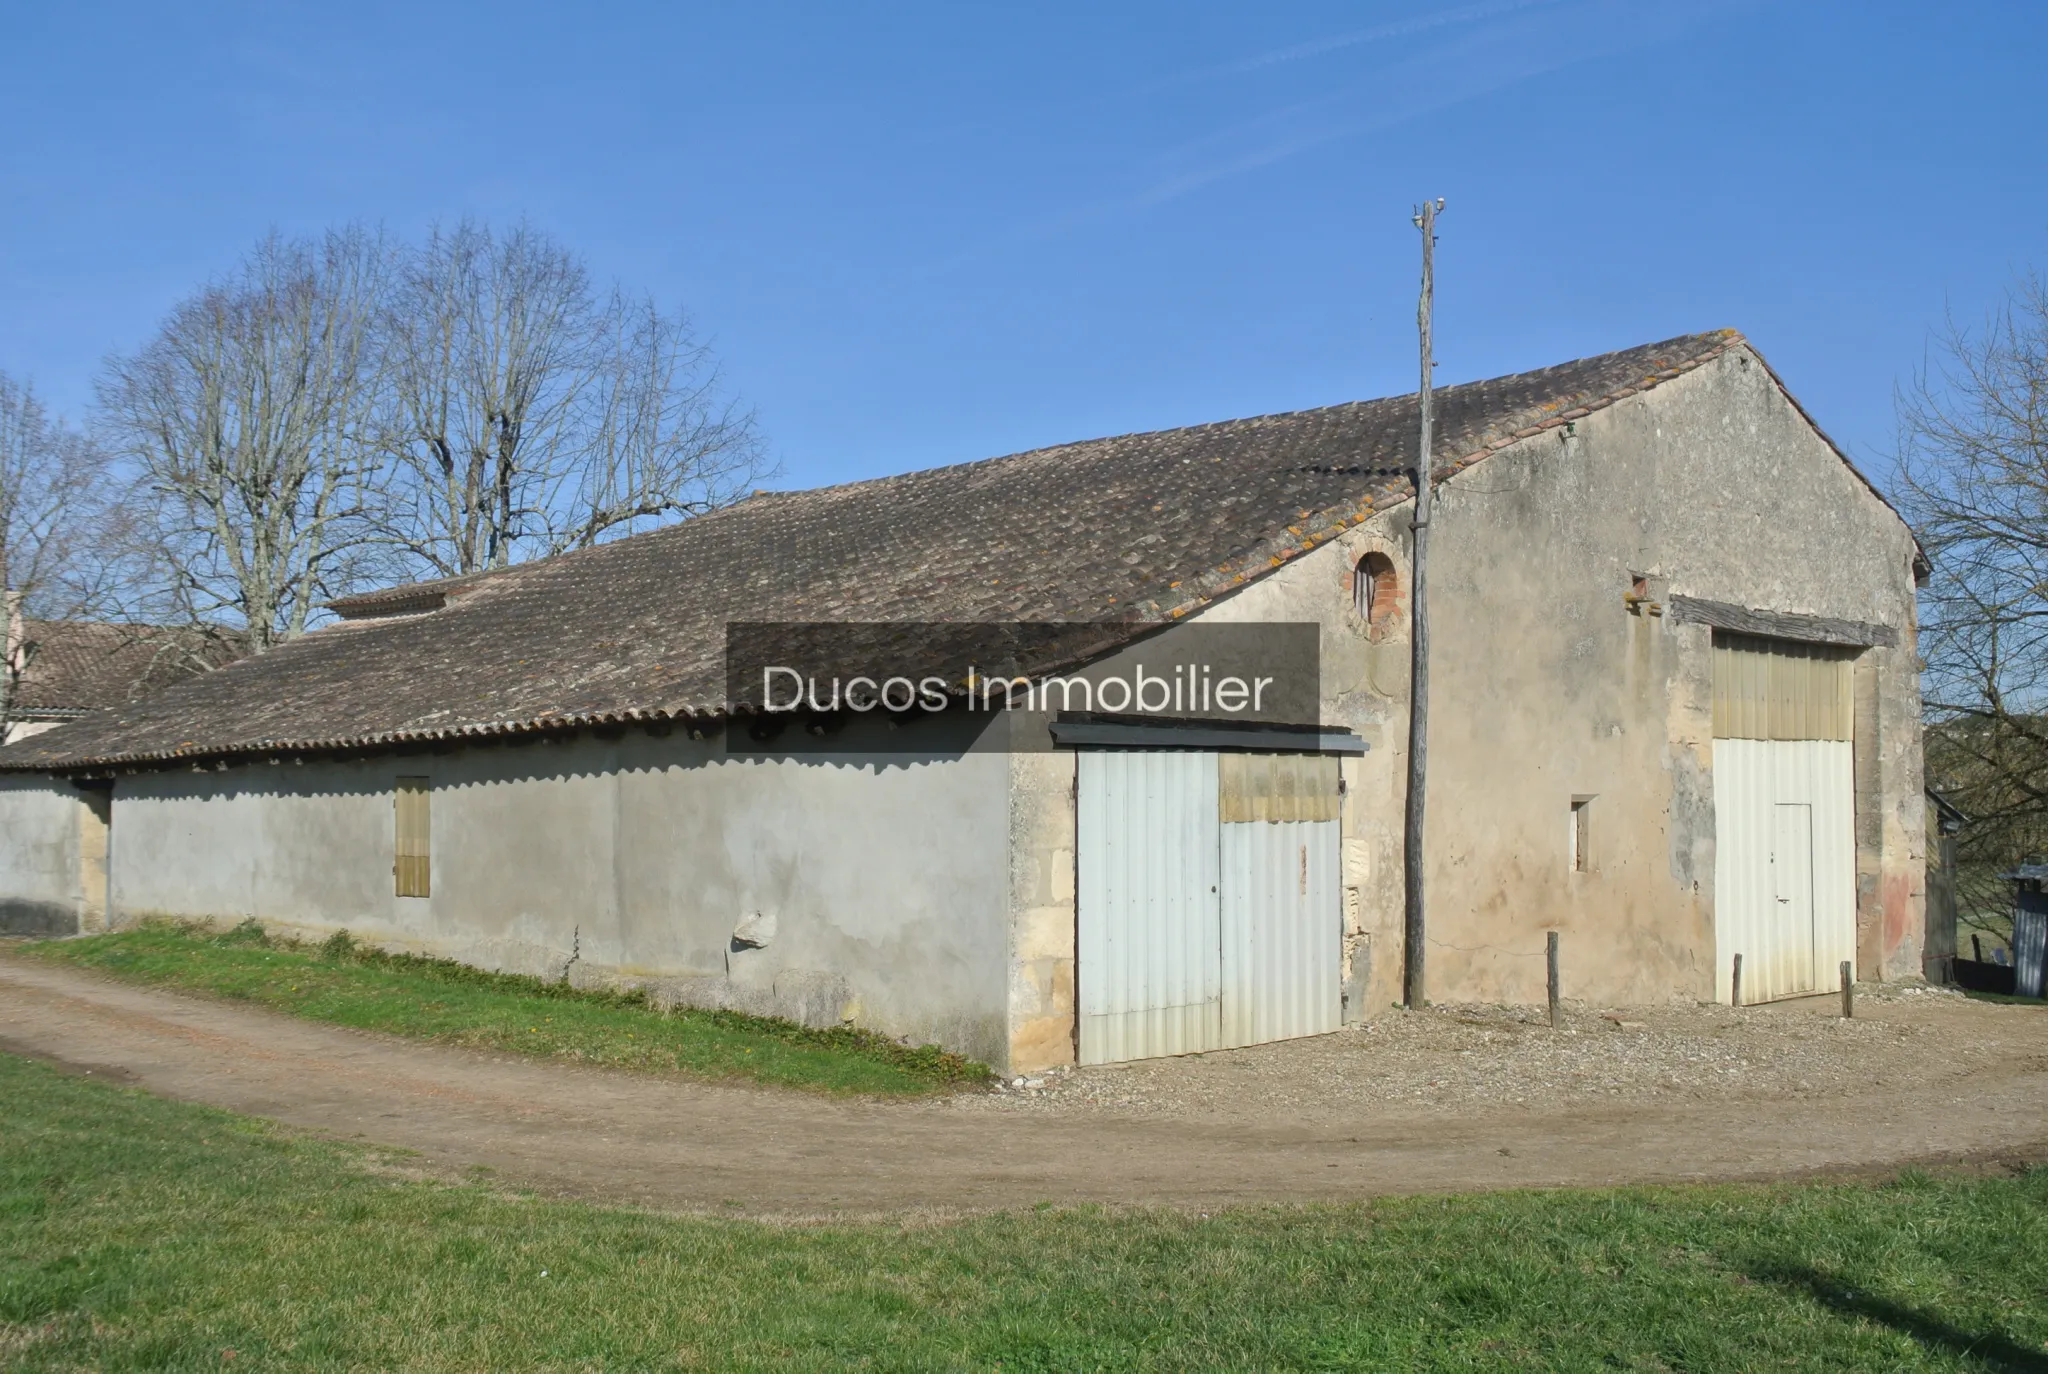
0,776,87,935
1410,344,1923,1002
107,714,1016,1066
1004,735,1078,1073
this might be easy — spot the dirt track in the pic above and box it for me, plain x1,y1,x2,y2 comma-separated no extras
4,954,2046,1218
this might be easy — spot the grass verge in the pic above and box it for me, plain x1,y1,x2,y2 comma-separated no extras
2,1053,2046,1371
1963,988,2048,1007
18,920,988,1097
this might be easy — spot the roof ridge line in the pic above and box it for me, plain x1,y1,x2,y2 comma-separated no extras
1139,331,1745,622
756,331,1738,505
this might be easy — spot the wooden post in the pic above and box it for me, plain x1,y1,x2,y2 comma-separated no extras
1840,960,1854,1019
1547,930,1561,1029
1731,952,1743,1008
1973,933,1984,963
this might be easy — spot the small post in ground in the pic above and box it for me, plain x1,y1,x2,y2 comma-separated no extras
1546,930,1561,1029
1731,952,1743,1008
1840,960,1854,1019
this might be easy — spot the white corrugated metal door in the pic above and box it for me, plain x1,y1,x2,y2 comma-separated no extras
1712,634,1857,1004
1771,802,1815,988
1219,754,1342,1048
1076,751,1222,1064
1076,749,1341,1064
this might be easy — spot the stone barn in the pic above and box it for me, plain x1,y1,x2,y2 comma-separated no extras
0,330,1927,1074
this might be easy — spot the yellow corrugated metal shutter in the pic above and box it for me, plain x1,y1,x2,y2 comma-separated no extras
394,777,431,897
1217,752,1340,823
1712,632,1853,740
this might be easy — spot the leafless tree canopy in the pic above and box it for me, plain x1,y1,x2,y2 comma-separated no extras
0,373,117,731
1896,270,2048,929
380,221,765,577
97,229,390,652
91,221,768,648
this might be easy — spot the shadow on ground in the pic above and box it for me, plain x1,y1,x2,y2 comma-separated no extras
1749,1262,2048,1372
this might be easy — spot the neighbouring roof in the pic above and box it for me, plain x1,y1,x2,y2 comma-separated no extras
325,567,514,620
8,620,242,720
0,329,1871,773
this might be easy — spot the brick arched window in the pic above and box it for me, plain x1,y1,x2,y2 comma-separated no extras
1355,552,1400,638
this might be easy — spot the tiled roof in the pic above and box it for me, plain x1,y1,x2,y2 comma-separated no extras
0,331,1753,771
325,567,514,620
9,620,241,717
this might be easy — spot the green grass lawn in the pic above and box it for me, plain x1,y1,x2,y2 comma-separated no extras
2,1055,2045,1371
18,921,987,1097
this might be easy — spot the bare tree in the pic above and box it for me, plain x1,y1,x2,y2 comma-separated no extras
380,221,765,577
97,228,391,652
1896,269,2048,939
0,373,115,737
564,292,763,550
381,221,586,576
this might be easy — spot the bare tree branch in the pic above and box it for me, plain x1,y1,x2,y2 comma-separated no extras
96,228,393,651
379,221,769,575
0,373,117,738
1897,269,2048,938
83,219,765,658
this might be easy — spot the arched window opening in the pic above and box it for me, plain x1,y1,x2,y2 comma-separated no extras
1355,552,1400,637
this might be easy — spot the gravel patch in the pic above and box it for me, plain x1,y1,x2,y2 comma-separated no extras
951,984,2040,1123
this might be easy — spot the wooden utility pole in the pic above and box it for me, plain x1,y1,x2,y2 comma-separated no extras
1403,197,1443,1011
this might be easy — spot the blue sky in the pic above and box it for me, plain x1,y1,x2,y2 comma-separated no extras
3,1,2044,492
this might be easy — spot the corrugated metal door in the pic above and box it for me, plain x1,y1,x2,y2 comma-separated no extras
1771,803,1816,992
2015,906,2047,999
1712,633,1856,1004
1077,750,1341,1064
1076,751,1222,1064
1219,754,1342,1047
1714,739,1854,1001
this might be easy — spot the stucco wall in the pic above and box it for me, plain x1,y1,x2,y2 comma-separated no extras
1413,345,1922,1004
109,714,1015,1065
0,775,85,935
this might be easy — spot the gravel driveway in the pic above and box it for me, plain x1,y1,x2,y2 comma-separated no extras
4,952,2044,1217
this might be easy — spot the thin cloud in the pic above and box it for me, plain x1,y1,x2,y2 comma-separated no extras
897,0,1563,153
1143,0,1564,88
894,0,1749,285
